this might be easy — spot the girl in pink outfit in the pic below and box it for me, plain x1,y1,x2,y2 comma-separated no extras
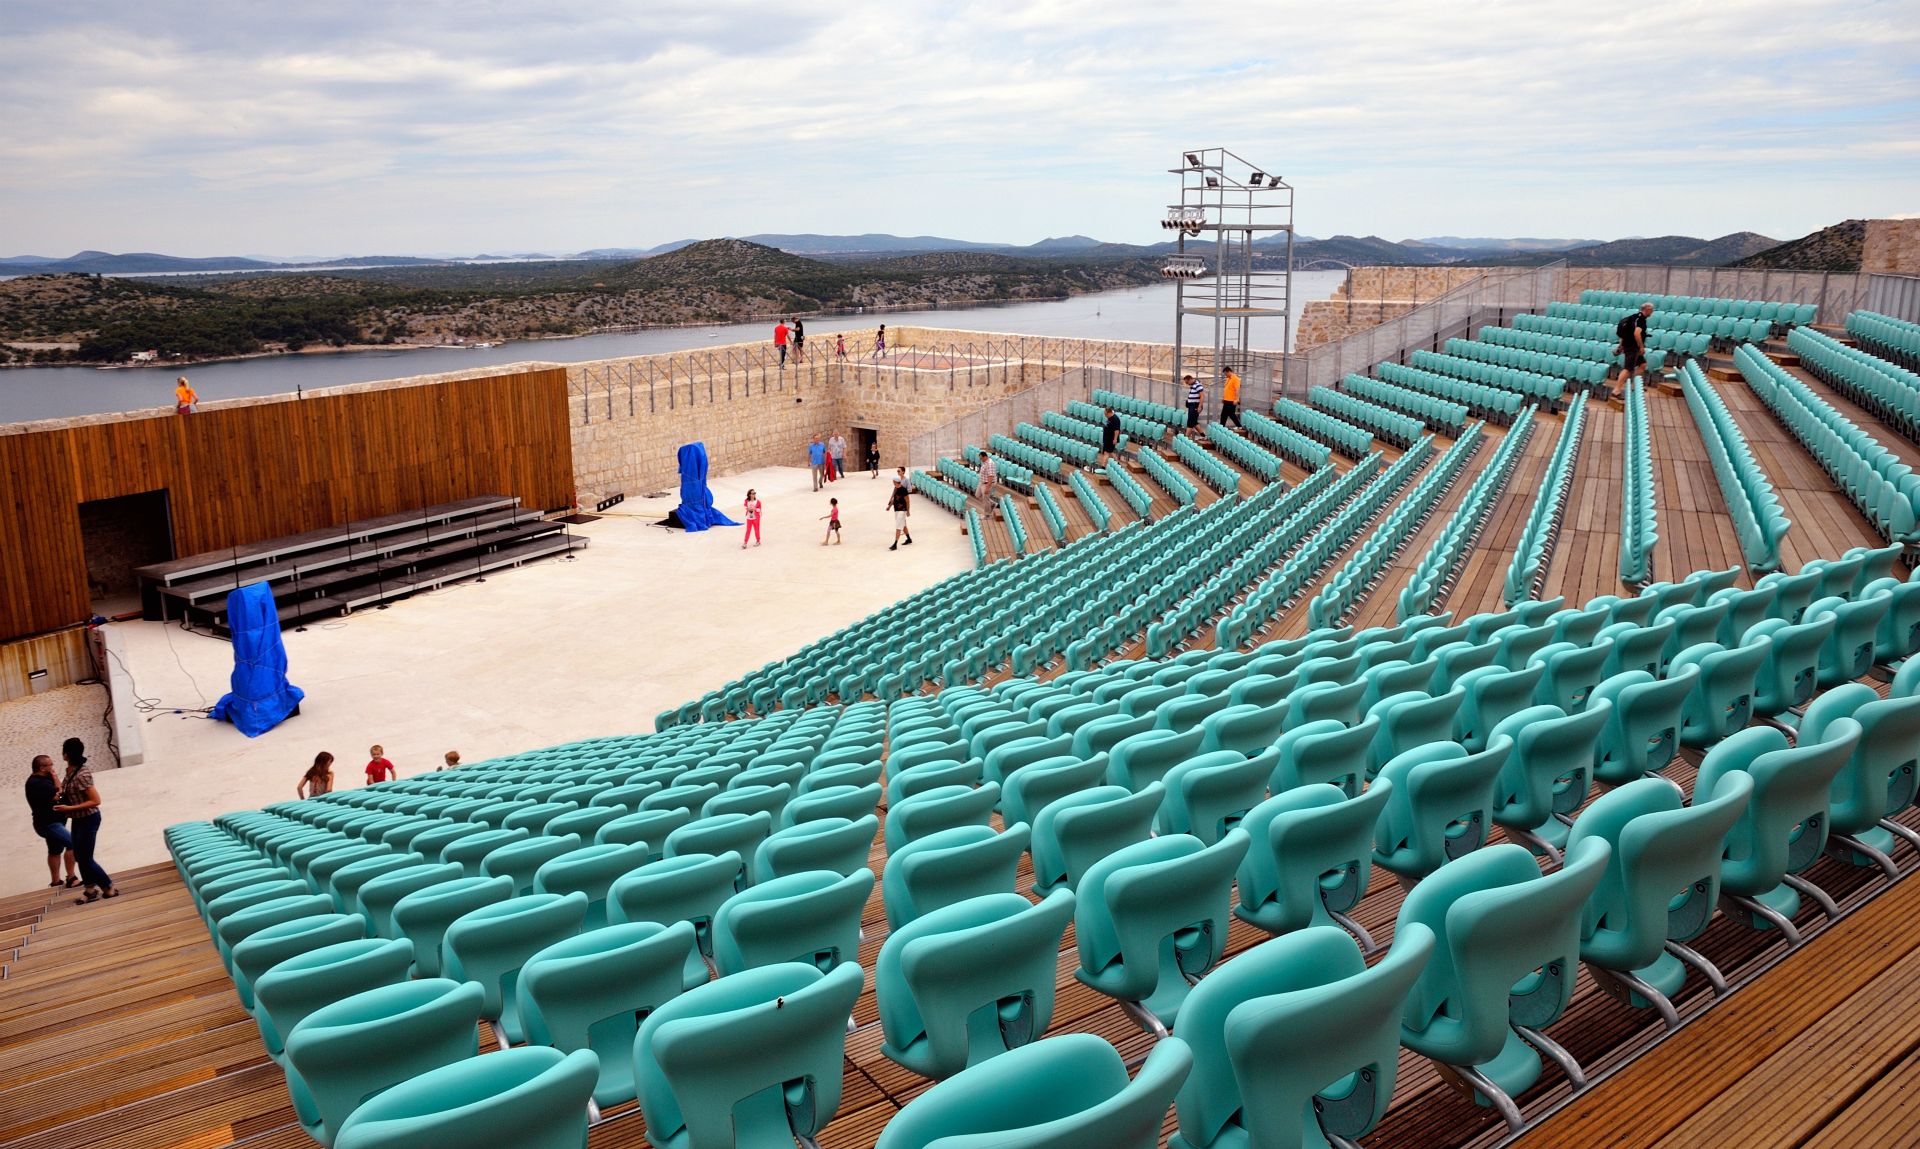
742,489,763,547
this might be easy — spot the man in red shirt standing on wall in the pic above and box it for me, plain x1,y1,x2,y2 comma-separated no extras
774,320,790,367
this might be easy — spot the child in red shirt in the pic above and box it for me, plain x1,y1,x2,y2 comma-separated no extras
365,744,397,783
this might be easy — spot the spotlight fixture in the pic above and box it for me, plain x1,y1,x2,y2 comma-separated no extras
1249,171,1264,185
1160,256,1208,280
1162,206,1206,232
1205,177,1219,189
1185,153,1200,169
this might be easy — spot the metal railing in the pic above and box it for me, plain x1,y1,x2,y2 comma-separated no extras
1285,263,1567,395
904,366,1185,468
1865,274,1920,324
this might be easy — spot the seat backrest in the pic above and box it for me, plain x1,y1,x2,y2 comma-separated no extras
884,824,1031,929
1697,721,1862,894
638,961,865,1149
283,977,486,1143
1395,839,1608,1069
1570,773,1752,968
885,784,1001,853
515,921,695,1106
328,1046,597,1149
1371,738,1510,880
1269,716,1377,797
1075,831,1250,1024
754,815,879,884
877,891,1075,1080
872,1033,1191,1149
1030,784,1164,895
712,868,874,976
1236,782,1391,935
1174,925,1433,1149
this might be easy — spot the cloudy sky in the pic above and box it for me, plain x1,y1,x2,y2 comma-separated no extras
2,0,1916,257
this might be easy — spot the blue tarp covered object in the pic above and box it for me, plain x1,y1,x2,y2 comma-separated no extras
675,442,738,531
210,582,305,737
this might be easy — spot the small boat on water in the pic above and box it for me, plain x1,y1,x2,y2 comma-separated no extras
471,342,497,349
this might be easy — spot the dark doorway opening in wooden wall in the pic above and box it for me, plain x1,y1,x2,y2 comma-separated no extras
79,489,172,617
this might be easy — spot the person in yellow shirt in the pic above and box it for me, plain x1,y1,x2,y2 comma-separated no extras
1219,367,1242,428
173,376,198,415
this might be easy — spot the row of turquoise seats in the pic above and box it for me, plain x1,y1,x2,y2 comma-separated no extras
1069,469,1114,531
1620,379,1658,584
1680,361,1790,572
1340,372,1470,433
1407,348,1568,405
984,434,1062,480
175,818,877,1145
1018,420,1101,467
875,637,1920,1145
1206,422,1288,480
1443,334,1612,387
720,515,1148,709
1106,457,1156,516
1511,312,1690,363
1056,494,1301,672
1477,323,1619,366
1404,409,1539,619
1308,423,1489,628
1267,396,1372,457
1128,466,1368,660
983,514,1205,676
1000,493,1031,555
966,506,988,567
1093,386,1186,431
1789,325,1920,442
1171,434,1242,494
1033,484,1070,544
1217,446,1428,647
1503,394,1588,605
1846,309,1920,369
946,515,1196,676
935,454,980,492
1547,300,1774,344
963,444,1037,489
1308,383,1424,447
1142,473,1357,658
1070,398,1164,444
1042,406,1128,453
1376,360,1524,423
1736,344,1920,543
1138,445,1201,503
174,665,1913,1149
951,515,1198,681
910,470,971,516
1232,410,1329,470
1581,288,1815,326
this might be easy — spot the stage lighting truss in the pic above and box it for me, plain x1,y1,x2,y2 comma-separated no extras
1162,206,1207,235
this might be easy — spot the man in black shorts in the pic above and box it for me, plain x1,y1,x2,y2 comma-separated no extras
1613,301,1653,395
1100,406,1121,460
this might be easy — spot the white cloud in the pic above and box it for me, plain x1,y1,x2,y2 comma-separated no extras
0,0,1914,254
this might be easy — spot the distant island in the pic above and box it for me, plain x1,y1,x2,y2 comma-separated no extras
0,220,1863,367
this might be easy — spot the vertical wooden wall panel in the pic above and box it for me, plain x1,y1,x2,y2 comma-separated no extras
0,368,570,641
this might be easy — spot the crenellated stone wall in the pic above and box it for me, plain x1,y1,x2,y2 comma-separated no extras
1295,266,1493,349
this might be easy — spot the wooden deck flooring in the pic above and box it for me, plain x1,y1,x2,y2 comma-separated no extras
10,764,1920,1149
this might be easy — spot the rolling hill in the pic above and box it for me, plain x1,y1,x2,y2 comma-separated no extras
1729,219,1866,272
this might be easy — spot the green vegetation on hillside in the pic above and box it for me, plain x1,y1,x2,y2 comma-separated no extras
0,239,1164,365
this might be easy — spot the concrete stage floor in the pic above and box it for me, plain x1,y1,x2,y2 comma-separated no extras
0,464,970,895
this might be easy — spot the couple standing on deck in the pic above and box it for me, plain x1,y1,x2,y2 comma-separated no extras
23,739,116,904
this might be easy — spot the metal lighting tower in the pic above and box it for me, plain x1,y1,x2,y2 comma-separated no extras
1162,148,1294,401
